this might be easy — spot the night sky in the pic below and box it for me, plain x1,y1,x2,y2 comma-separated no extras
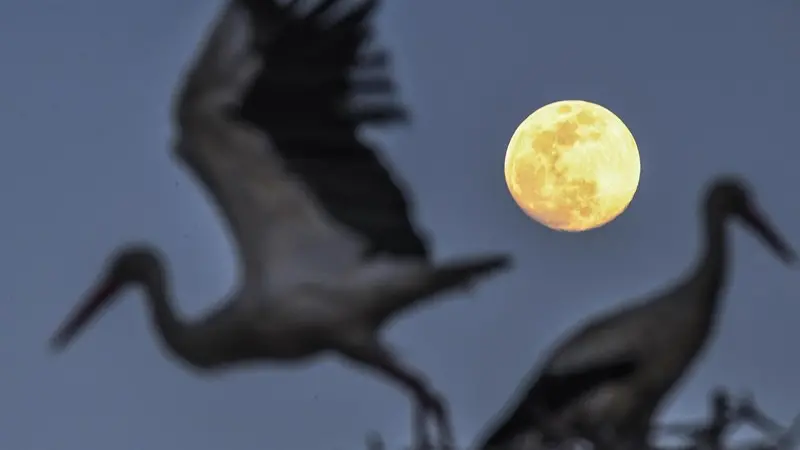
0,1,797,449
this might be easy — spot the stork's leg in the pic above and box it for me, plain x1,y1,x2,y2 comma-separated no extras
338,339,454,450
412,400,432,450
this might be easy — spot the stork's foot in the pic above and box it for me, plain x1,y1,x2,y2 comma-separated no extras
412,405,433,450
427,391,455,450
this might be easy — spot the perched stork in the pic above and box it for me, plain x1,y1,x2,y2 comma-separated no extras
49,1,511,449
476,176,795,450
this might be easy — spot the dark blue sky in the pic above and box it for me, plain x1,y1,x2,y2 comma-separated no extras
0,1,798,449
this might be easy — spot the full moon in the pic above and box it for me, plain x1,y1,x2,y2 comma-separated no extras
504,100,640,231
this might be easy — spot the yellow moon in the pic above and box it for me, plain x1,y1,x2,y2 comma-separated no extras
504,100,640,231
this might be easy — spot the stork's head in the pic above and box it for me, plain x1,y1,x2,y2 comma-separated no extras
705,175,796,264
49,245,165,352
705,176,749,213
103,246,163,285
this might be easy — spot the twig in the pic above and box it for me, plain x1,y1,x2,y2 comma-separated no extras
359,388,799,450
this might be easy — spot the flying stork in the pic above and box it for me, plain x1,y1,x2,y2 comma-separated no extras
49,2,511,449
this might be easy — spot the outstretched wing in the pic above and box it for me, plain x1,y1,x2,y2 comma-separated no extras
173,0,429,295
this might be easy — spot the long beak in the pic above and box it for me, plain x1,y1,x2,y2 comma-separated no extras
741,203,797,264
49,276,120,352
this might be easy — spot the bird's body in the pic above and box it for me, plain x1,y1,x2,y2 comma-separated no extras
477,176,795,450
50,1,511,448
125,248,492,369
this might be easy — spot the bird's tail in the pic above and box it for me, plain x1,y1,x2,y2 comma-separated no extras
419,253,510,299
373,253,511,324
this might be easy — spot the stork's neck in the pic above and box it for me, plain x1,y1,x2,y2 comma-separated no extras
138,271,205,365
690,207,730,316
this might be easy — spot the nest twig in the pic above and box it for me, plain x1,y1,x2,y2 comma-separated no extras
358,388,799,450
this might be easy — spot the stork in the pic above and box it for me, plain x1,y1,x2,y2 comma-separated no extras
49,1,511,449
476,176,795,450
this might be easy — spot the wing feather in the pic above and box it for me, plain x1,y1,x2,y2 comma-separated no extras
237,0,428,259
172,0,427,296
